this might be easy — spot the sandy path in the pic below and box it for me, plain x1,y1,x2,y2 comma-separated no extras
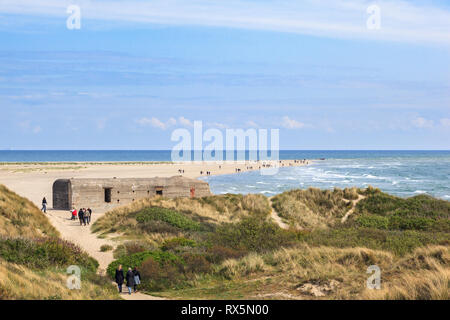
269,197,289,229
341,194,365,223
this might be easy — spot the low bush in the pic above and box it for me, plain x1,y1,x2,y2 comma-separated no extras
205,245,247,264
100,244,113,252
162,237,197,251
211,217,296,252
107,250,182,279
0,237,98,271
136,207,202,231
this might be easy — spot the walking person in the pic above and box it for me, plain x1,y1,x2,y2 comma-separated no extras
78,208,85,226
84,208,91,225
71,208,77,220
87,208,92,224
133,267,141,293
115,265,124,293
126,267,135,295
41,197,47,213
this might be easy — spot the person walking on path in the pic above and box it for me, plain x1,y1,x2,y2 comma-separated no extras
126,267,135,295
115,265,124,293
78,208,85,226
84,208,91,225
41,197,47,213
87,208,92,224
133,267,141,293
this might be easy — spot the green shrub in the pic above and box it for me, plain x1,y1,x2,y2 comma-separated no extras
211,217,296,252
100,244,113,252
0,237,98,271
301,227,449,256
162,237,197,251
136,207,202,231
205,245,247,264
107,250,182,279
180,253,211,274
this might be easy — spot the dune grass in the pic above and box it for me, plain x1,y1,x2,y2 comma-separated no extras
94,187,449,299
0,185,59,238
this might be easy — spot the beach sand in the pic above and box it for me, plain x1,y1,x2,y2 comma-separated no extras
0,159,309,300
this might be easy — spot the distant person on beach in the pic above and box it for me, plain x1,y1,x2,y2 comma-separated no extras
126,267,135,295
133,267,141,293
115,265,124,293
78,208,85,226
71,208,77,220
41,197,47,213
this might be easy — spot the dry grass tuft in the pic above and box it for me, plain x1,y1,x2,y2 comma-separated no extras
0,259,118,300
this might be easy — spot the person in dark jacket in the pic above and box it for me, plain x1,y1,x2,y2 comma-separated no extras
41,197,47,213
78,208,85,226
126,267,135,295
115,265,124,293
133,267,141,292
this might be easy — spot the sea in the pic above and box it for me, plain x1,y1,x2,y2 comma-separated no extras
0,150,449,200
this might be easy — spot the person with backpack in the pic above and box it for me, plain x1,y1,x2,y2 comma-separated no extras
126,267,135,295
41,197,47,213
115,265,124,293
133,267,141,293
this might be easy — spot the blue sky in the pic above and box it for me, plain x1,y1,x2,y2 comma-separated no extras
0,0,449,150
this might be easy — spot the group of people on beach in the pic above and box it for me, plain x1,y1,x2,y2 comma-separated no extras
71,207,93,226
115,265,141,295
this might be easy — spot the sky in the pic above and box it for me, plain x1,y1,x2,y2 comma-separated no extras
0,0,449,150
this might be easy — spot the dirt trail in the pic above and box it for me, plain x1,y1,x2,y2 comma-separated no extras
269,197,289,229
45,209,164,300
341,194,365,223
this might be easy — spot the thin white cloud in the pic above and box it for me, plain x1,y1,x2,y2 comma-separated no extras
282,116,305,129
440,118,450,127
1,0,450,45
245,120,258,128
136,116,195,129
136,117,168,130
411,117,434,129
178,116,193,127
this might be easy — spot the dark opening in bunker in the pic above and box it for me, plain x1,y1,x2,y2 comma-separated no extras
104,188,112,203
155,186,163,195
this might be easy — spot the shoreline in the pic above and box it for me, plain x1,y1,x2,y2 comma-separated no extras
0,159,312,208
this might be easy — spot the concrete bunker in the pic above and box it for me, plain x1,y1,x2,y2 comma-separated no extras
52,176,211,210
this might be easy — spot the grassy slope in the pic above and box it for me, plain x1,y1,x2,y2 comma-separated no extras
0,185,59,238
93,187,449,300
0,184,119,300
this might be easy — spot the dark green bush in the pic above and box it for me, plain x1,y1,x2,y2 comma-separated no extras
136,207,202,231
0,237,98,271
107,250,182,279
205,245,247,264
162,237,197,251
211,217,296,252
